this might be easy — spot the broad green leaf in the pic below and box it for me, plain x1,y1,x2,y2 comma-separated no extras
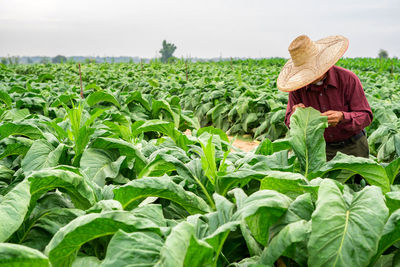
0,179,31,242
255,138,273,155
232,190,292,246
0,165,14,181
137,148,191,179
114,176,211,214
133,120,191,150
45,207,164,267
216,169,269,196
309,152,390,193
21,140,64,173
86,91,120,108
155,221,214,267
0,243,49,267
102,230,163,267
28,168,96,210
72,256,101,267
289,107,328,177
0,122,43,140
80,148,125,187
386,157,400,184
125,91,151,111
369,209,400,266
196,126,229,143
91,137,147,172
385,191,400,214
0,108,30,121
200,135,217,185
85,200,122,213
187,194,239,253
0,90,12,108
0,142,31,160
152,99,180,127
259,220,311,267
260,171,310,199
308,179,388,267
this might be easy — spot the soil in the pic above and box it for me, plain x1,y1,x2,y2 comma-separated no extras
184,129,259,152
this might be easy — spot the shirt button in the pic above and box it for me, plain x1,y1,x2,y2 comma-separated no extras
320,93,323,96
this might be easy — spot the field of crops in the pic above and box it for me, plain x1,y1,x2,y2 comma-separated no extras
0,58,400,267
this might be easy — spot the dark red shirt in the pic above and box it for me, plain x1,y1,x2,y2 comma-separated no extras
284,65,373,143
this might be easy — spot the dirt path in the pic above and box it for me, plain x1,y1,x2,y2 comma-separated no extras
228,136,259,152
184,130,259,152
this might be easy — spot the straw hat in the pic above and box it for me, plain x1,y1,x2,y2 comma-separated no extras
277,35,349,92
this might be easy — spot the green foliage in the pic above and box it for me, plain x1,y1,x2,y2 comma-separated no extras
378,49,389,59
159,40,177,63
0,59,399,266
52,55,67,64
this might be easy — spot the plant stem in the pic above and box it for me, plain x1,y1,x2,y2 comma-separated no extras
192,175,215,210
79,63,84,99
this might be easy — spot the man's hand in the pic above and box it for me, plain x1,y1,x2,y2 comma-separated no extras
321,110,344,127
292,103,305,112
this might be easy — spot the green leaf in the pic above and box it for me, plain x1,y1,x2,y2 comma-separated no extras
369,209,400,266
71,256,101,267
102,230,163,267
260,171,310,199
0,90,12,108
151,99,180,128
113,176,211,214
259,220,311,266
0,243,49,267
308,179,388,267
133,120,191,150
0,142,31,160
216,169,269,196
125,91,151,111
45,207,164,267
0,122,43,140
385,191,400,214
289,107,328,177
385,157,400,184
86,91,120,108
155,221,214,267
309,152,390,193
90,137,147,173
232,190,292,246
28,168,96,210
21,140,64,173
80,148,125,187
0,179,31,242
200,135,217,185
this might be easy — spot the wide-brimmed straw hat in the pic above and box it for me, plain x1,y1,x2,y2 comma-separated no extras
277,35,349,92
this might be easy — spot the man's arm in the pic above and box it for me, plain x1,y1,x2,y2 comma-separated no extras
284,91,303,128
340,76,373,132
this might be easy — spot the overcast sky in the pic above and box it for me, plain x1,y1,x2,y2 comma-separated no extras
1,0,399,58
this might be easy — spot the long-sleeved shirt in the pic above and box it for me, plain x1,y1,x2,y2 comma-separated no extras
284,65,373,143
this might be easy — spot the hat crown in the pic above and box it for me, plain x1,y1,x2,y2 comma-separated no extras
288,35,318,67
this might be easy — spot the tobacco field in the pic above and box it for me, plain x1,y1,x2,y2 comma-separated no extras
0,58,400,267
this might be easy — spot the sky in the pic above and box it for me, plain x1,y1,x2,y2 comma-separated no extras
0,0,399,58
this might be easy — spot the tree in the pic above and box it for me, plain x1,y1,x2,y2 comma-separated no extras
378,49,389,59
40,57,50,64
159,40,177,63
1,58,7,65
52,55,67,63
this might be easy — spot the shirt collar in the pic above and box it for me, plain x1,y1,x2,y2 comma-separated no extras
305,66,339,91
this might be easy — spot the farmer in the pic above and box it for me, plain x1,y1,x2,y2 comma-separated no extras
278,35,373,160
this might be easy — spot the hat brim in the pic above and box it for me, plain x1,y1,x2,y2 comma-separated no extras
277,35,349,92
